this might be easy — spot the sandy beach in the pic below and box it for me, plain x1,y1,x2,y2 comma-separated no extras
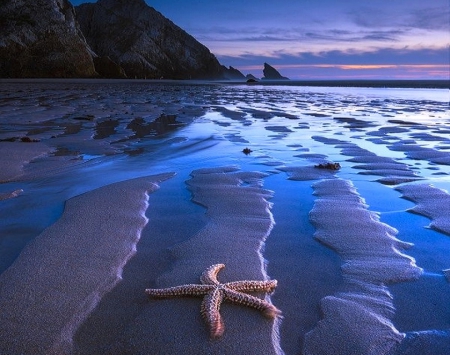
0,79,449,355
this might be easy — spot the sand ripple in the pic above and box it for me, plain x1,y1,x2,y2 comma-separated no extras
0,173,173,355
304,179,422,355
397,184,450,237
123,166,282,354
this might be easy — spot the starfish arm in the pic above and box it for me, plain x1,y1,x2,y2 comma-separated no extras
145,264,282,339
145,284,212,298
201,288,225,339
200,263,225,285
224,279,278,293
223,288,281,319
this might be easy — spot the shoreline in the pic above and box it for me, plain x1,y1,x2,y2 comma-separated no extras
0,78,448,89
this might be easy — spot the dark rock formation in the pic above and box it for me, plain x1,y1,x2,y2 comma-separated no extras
0,0,243,80
93,56,127,78
246,74,259,81
76,0,225,79
242,147,253,155
315,162,341,170
221,66,246,80
0,0,96,78
262,62,289,80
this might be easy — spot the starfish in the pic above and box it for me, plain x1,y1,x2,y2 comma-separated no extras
145,263,281,338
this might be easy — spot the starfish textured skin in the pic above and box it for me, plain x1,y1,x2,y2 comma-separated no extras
145,263,281,338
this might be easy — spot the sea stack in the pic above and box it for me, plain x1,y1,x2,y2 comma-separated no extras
262,62,289,80
246,74,259,81
0,0,96,78
221,66,246,80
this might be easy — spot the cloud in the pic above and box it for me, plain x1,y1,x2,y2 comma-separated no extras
361,32,401,42
232,61,449,80
236,63,449,71
349,5,450,31
304,29,404,42
408,7,450,30
194,26,406,44
349,7,398,28
217,47,450,66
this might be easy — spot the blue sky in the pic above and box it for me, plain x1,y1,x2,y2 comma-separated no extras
72,0,449,79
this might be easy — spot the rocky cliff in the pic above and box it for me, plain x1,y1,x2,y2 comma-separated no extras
262,63,289,80
0,0,96,78
75,0,225,79
0,0,243,80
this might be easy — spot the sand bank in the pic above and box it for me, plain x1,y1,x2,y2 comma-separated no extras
0,141,54,182
391,142,450,165
279,165,338,181
313,136,422,185
396,184,450,237
117,166,282,355
0,173,174,355
396,182,450,293
304,179,422,355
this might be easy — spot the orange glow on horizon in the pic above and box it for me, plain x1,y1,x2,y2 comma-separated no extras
236,63,450,79
238,64,450,71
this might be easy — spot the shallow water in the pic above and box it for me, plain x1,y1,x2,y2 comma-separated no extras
0,80,449,354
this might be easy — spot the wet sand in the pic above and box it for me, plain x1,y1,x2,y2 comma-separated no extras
0,173,173,354
0,79,449,355
305,179,421,355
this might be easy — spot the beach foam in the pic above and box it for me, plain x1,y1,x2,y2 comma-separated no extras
0,173,173,355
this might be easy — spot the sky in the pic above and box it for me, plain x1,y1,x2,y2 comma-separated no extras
72,0,449,80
